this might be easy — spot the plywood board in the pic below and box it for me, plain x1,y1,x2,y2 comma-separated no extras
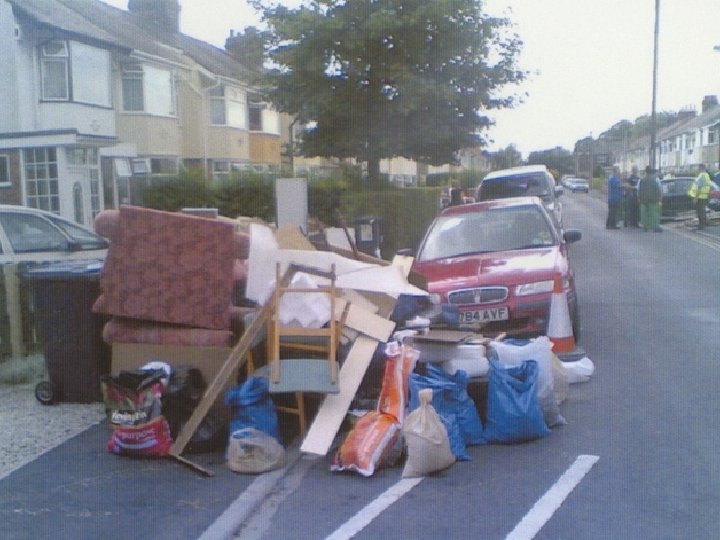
335,301,395,342
300,335,379,456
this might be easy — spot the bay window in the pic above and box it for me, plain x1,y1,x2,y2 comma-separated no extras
40,40,110,106
209,85,246,128
121,63,176,116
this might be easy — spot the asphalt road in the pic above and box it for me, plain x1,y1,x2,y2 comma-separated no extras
230,192,720,540
2,191,719,540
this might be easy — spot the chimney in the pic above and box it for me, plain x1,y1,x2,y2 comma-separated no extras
128,0,181,34
702,95,718,112
677,107,696,121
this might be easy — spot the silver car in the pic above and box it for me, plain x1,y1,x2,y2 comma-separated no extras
0,205,108,264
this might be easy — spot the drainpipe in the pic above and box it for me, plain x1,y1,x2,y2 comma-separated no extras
185,75,222,179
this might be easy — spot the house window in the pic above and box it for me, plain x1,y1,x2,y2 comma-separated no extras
23,148,60,213
249,102,280,134
0,156,9,187
122,63,144,111
122,63,176,116
209,85,246,128
212,160,231,182
113,158,132,178
249,105,262,131
710,128,718,145
89,169,101,219
131,158,149,175
71,42,110,106
66,147,98,166
41,40,110,106
41,41,69,100
150,158,179,175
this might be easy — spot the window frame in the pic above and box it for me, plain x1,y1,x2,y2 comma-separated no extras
209,85,247,128
0,155,10,187
40,40,111,106
23,148,60,213
40,40,69,101
121,62,176,116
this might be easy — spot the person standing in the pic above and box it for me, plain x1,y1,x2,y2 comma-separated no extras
688,164,712,230
623,165,640,227
638,166,663,232
448,181,463,206
605,166,623,229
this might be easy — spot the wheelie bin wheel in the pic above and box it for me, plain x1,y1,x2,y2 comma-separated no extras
35,381,55,405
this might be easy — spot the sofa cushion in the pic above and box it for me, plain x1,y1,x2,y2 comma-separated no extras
96,205,237,330
103,318,236,348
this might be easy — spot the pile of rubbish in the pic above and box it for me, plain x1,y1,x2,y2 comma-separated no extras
98,220,595,478
326,333,594,478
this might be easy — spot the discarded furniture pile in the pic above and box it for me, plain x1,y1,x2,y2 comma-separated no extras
94,205,595,477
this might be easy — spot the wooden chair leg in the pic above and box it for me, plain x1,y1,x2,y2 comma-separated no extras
246,350,255,374
296,392,307,435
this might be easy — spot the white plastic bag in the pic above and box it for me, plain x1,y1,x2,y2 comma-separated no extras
562,356,595,384
402,389,455,478
227,428,285,474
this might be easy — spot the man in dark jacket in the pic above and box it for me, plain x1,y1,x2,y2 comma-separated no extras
623,165,640,227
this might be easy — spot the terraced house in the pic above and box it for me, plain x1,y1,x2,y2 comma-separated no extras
0,0,282,229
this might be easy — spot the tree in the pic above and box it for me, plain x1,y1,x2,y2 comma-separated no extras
527,147,574,176
488,144,522,170
251,0,525,184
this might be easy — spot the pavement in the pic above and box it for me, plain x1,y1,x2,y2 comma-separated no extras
0,412,297,540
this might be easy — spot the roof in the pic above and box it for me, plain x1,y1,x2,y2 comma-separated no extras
657,105,720,140
7,0,256,82
483,165,549,180
439,196,544,216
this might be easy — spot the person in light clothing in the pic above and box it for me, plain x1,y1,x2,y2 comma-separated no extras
688,164,712,230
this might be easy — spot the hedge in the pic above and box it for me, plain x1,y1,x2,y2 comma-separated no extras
140,174,442,260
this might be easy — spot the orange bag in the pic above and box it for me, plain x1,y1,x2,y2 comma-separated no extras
330,411,400,477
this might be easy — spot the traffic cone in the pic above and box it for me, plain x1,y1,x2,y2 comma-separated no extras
547,275,583,360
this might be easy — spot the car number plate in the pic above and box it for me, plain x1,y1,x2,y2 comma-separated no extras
459,307,509,323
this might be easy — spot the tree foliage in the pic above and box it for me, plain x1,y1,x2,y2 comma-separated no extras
487,144,522,170
527,146,574,175
251,0,525,183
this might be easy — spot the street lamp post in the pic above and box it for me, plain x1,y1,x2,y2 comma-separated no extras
649,0,660,170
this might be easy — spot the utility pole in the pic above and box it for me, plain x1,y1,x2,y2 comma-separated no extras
649,0,660,170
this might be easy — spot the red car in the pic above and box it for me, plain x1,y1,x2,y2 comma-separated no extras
411,197,582,338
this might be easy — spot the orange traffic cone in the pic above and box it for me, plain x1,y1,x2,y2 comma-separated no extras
547,274,576,355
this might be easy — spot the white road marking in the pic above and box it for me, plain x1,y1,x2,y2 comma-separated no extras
506,454,600,540
325,477,424,540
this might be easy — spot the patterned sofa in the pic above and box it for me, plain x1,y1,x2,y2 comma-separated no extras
92,205,253,385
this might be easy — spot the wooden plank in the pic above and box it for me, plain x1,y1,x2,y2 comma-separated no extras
3,264,24,357
170,268,293,456
390,255,414,277
337,301,395,342
300,335,379,456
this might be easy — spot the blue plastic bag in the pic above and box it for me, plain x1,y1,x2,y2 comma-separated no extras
483,358,551,444
224,376,280,441
409,364,485,460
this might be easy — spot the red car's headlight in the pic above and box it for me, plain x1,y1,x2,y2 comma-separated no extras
515,280,554,296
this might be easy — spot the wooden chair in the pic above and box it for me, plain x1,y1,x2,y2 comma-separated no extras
256,263,343,434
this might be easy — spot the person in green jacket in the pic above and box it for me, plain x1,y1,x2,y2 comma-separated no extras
688,164,712,230
638,166,663,232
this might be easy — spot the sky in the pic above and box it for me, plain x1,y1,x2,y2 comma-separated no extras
101,0,720,158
